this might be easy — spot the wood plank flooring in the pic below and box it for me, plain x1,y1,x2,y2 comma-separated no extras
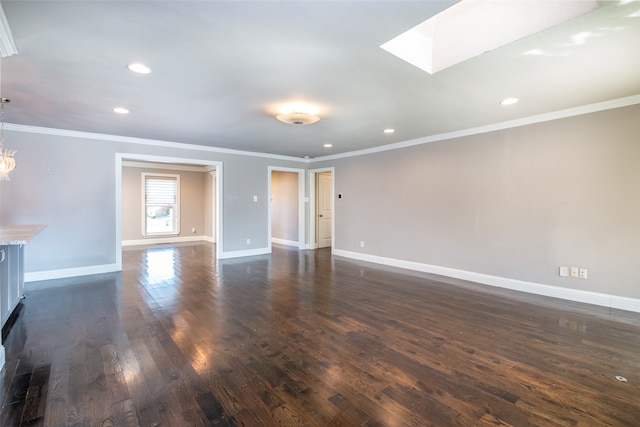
1,242,640,426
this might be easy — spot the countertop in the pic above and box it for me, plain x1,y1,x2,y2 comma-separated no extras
0,224,46,245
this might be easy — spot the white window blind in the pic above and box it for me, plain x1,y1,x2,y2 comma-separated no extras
145,177,177,206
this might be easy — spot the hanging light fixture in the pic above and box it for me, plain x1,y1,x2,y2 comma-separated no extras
0,98,16,181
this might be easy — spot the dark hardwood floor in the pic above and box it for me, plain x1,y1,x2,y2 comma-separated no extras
1,242,639,426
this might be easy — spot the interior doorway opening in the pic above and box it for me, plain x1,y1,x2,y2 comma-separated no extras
115,153,223,270
268,167,305,250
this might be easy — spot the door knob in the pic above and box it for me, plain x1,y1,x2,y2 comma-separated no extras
319,214,323,217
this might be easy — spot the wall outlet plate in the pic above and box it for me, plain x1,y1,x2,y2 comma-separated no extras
570,267,579,278
559,266,569,277
579,268,588,279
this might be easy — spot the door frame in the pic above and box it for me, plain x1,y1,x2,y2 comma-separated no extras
115,153,223,268
268,166,306,250
308,167,335,251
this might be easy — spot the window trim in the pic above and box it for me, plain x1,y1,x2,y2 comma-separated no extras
141,172,180,237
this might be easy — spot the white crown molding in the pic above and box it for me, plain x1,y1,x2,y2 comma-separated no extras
333,248,640,314
4,122,306,163
5,94,639,164
0,5,18,58
312,94,640,162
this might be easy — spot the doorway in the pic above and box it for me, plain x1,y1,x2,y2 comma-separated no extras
268,167,305,250
308,168,334,250
115,153,223,270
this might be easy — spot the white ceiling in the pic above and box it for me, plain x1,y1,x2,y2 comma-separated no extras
1,1,639,159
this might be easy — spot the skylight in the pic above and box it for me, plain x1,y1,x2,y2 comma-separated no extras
381,0,599,74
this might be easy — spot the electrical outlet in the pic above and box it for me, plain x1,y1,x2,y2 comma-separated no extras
559,266,569,277
570,267,579,278
360,241,365,248
579,268,588,279
246,238,251,245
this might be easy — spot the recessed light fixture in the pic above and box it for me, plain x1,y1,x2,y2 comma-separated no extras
500,97,519,106
127,63,151,74
323,143,333,148
384,128,395,134
113,107,130,114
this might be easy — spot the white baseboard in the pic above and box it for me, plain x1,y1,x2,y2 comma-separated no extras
218,247,271,259
333,249,640,314
122,235,212,246
25,263,120,283
271,238,304,249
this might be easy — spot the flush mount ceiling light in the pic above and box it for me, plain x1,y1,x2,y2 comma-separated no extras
500,97,519,106
383,128,395,134
127,63,151,74
113,107,130,114
381,0,599,74
276,103,320,126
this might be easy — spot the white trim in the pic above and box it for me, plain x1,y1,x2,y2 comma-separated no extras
116,153,224,263
333,249,640,314
308,167,335,252
7,96,637,165
271,238,300,248
0,4,18,57
6,123,304,162
268,166,306,251
311,94,640,162
122,235,210,247
141,172,181,237
123,160,213,172
217,247,271,259
24,263,120,283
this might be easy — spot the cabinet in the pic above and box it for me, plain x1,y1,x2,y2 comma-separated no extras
0,244,25,326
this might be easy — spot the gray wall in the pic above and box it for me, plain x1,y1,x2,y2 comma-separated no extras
0,130,305,272
271,170,299,242
2,103,639,301
121,166,208,241
314,104,640,299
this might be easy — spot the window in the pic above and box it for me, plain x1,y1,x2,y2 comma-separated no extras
142,173,180,236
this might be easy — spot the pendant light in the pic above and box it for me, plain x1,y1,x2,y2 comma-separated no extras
0,98,15,181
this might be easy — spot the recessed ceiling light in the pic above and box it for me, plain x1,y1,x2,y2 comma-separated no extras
113,107,130,114
384,128,395,134
127,63,151,74
323,143,333,148
500,97,519,106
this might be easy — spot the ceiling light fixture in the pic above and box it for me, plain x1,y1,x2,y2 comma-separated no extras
384,128,395,134
381,0,599,74
127,63,151,74
276,103,320,126
0,98,16,181
500,97,519,106
113,107,130,114
323,143,333,148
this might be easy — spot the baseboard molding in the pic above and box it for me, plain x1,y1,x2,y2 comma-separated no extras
333,249,640,314
122,235,213,246
219,247,271,259
25,263,120,283
271,238,303,249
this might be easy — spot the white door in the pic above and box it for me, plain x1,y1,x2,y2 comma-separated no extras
316,172,332,248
